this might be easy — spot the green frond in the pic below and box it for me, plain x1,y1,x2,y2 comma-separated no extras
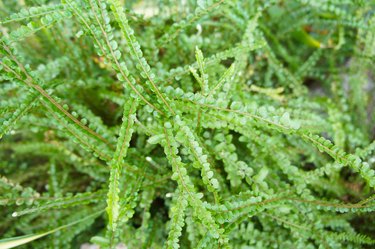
108,0,175,115
166,189,188,249
0,91,38,139
157,0,226,46
12,190,105,217
5,10,72,43
327,231,375,245
174,116,220,192
63,0,163,115
106,97,138,234
0,4,65,25
162,124,225,242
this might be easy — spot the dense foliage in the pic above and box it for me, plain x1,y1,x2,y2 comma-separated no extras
1,0,375,248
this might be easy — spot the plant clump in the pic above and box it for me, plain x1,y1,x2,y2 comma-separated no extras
0,0,374,248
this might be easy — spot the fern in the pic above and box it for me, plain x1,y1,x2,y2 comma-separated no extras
0,4,65,25
162,123,224,241
166,189,188,249
106,97,138,236
12,190,105,217
157,0,227,46
1,0,374,248
108,0,175,115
